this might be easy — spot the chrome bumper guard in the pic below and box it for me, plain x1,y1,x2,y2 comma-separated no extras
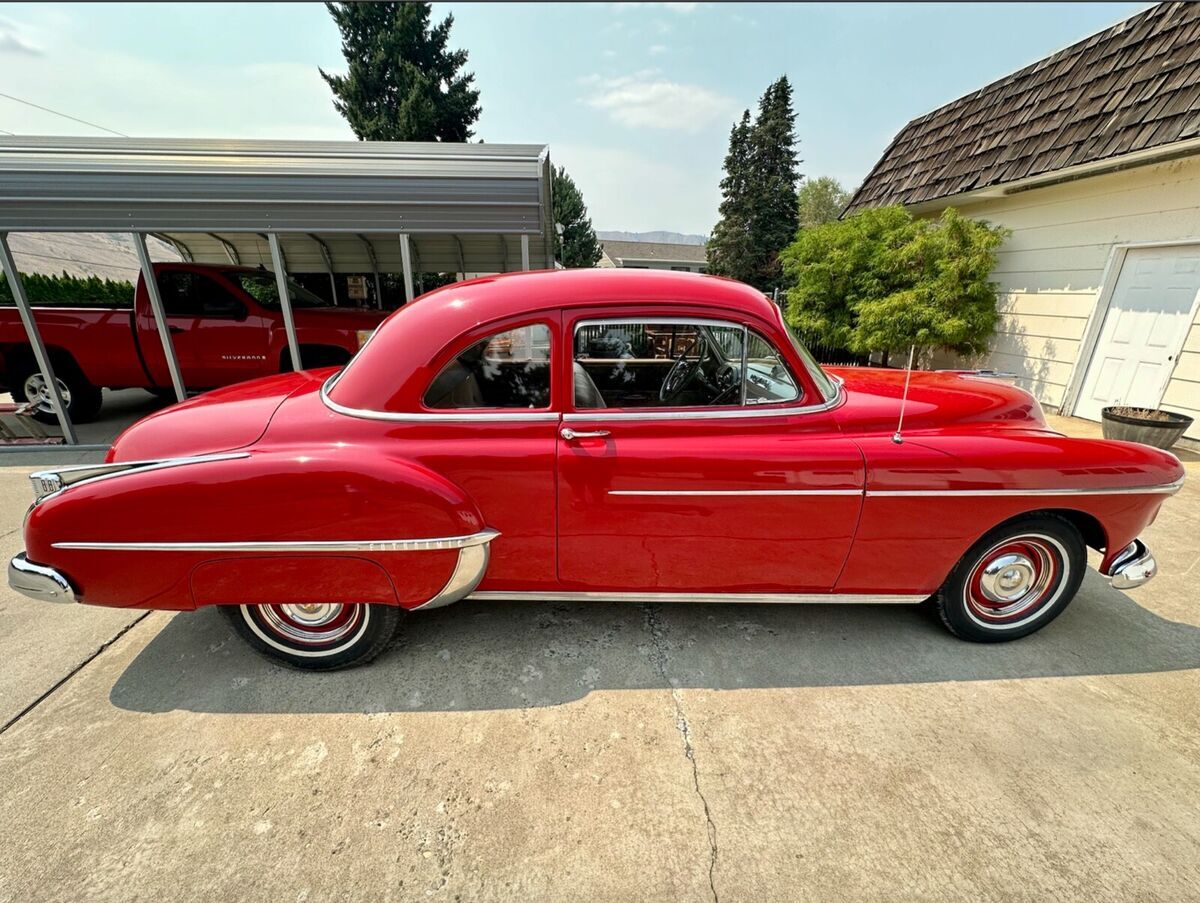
8,553,77,603
1106,539,1157,590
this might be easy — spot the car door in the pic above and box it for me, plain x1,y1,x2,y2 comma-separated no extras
139,269,270,388
557,310,865,594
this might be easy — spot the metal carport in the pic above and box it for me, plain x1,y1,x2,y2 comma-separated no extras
0,136,554,445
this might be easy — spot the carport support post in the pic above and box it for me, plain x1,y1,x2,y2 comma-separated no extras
0,233,78,445
133,233,187,403
267,233,303,371
521,234,530,271
398,233,415,303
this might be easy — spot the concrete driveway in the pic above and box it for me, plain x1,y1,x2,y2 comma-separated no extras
1,423,1198,902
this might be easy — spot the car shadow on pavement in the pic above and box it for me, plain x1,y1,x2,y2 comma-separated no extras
109,570,1200,715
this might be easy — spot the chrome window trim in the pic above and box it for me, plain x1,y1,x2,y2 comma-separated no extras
31,452,251,504
865,480,1184,497
562,386,844,422
608,489,862,497
468,590,926,604
53,527,500,553
320,374,559,423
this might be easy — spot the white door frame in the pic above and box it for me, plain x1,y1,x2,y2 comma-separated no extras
1061,238,1200,417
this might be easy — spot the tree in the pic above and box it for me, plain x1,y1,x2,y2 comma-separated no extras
746,75,801,290
321,2,481,142
552,165,602,268
707,110,756,284
707,77,801,291
796,176,850,228
780,205,1008,364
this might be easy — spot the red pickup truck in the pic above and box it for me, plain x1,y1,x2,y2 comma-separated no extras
0,263,387,422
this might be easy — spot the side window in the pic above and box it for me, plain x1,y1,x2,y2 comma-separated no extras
744,331,800,404
425,323,551,410
156,271,199,316
573,321,746,409
155,272,245,318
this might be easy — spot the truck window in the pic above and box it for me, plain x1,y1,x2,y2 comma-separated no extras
224,271,330,310
156,271,246,318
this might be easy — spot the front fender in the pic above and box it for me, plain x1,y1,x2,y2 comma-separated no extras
25,447,489,610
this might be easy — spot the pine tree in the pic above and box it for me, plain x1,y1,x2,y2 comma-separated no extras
746,76,801,291
706,110,755,283
320,2,481,142
552,166,602,268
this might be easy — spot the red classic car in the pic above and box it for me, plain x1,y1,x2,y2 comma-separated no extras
9,269,1183,670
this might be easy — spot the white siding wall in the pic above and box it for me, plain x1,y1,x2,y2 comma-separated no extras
931,156,1200,440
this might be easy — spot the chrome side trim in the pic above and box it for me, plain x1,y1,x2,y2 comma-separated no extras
8,553,76,603
866,479,1184,498
320,374,559,423
608,489,862,497
53,528,500,553
467,590,926,604
414,542,492,610
31,452,250,504
1106,539,1157,590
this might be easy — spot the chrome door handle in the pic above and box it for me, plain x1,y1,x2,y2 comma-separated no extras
560,427,610,441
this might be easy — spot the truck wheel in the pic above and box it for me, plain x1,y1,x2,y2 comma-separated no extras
934,515,1086,642
219,602,403,671
10,362,103,424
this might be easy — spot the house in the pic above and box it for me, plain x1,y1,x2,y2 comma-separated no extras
847,1,1200,443
598,240,707,273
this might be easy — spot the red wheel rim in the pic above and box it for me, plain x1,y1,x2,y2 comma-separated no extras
964,537,1062,624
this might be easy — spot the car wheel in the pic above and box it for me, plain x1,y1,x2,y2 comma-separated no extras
11,361,103,424
219,602,403,671
935,515,1086,642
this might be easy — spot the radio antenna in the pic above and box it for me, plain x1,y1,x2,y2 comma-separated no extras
892,345,916,445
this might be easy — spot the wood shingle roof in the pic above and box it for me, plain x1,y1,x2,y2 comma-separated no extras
846,2,1200,213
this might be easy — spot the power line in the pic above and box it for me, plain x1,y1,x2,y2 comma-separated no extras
0,91,127,137
0,127,13,135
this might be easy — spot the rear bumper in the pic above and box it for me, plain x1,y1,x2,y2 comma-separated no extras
1105,539,1157,590
8,553,76,603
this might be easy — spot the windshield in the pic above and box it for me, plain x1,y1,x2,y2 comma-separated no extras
225,271,332,310
781,320,840,403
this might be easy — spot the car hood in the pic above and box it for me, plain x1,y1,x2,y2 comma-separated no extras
107,370,333,462
827,367,1052,434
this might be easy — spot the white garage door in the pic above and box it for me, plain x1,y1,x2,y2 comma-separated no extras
1075,245,1200,422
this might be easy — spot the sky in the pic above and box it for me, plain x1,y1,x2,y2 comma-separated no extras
0,1,1149,235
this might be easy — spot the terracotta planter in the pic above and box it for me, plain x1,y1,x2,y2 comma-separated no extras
1101,406,1194,450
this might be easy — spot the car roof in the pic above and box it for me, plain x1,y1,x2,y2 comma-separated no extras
328,269,783,413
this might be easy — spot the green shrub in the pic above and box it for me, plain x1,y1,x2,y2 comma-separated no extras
0,271,135,308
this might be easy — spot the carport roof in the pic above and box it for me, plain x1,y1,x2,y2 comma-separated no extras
0,136,554,272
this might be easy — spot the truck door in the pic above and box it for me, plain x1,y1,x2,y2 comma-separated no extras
139,269,271,389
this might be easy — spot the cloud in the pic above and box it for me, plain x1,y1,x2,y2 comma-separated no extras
585,73,736,133
0,17,42,55
648,44,668,55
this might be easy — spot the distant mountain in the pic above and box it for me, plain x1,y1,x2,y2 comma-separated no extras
7,232,179,282
597,231,707,246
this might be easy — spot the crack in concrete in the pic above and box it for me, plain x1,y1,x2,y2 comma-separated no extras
643,603,719,903
0,611,151,735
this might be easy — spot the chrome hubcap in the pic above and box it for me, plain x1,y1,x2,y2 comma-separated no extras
279,602,342,627
980,554,1037,602
257,602,360,645
23,373,70,414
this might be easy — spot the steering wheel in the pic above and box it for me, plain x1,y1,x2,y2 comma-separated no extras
659,350,704,402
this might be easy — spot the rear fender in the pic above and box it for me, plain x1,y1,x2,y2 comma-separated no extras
25,447,492,610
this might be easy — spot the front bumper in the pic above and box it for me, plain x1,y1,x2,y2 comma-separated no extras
8,553,76,603
1105,539,1157,590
